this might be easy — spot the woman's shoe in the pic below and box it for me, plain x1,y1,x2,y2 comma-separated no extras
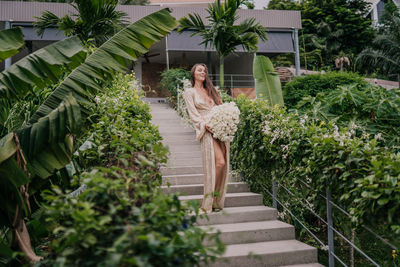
212,207,223,212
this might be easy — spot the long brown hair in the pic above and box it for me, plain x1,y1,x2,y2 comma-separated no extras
190,63,222,105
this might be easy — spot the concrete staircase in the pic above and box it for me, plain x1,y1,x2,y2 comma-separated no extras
149,103,322,267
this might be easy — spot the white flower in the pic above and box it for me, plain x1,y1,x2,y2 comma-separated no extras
206,102,240,142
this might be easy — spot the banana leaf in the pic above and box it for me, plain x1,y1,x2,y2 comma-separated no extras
0,27,25,62
0,36,86,101
29,8,179,124
253,55,284,107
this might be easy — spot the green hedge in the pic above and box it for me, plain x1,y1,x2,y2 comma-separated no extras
284,72,367,108
160,68,190,98
36,73,224,266
231,96,400,258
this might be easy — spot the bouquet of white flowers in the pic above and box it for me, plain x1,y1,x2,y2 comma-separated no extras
206,102,240,142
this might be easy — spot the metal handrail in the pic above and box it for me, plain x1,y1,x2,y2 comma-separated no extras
258,176,397,267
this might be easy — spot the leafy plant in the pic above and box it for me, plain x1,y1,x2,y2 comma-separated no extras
177,0,267,88
295,83,400,150
160,68,190,98
283,71,367,108
253,55,284,106
34,0,129,46
0,27,25,62
0,8,178,262
357,11,400,87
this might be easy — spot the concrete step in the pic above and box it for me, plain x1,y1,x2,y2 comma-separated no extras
151,114,182,120
166,145,201,153
163,140,200,146
280,264,324,267
201,220,295,246
166,158,202,167
162,174,204,185
167,151,202,158
196,206,277,226
161,166,203,176
209,240,318,267
161,182,249,195
179,192,263,207
162,135,197,142
162,173,241,186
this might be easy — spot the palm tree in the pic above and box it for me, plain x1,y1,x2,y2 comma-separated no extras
34,0,128,46
177,0,267,89
357,13,400,87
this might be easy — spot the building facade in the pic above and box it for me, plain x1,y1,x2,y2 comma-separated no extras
0,1,302,96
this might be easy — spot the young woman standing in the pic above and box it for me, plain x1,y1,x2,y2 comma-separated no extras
183,63,229,214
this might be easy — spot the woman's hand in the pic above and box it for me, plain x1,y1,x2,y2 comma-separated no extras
205,125,213,134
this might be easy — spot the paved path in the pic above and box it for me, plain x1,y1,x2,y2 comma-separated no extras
150,102,323,267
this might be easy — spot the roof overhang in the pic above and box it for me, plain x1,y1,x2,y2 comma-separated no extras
167,29,295,54
0,1,302,29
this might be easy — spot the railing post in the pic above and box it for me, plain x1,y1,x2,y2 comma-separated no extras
327,188,335,267
272,179,277,209
230,74,233,90
177,83,180,115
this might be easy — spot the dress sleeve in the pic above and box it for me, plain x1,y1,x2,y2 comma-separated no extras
183,89,206,141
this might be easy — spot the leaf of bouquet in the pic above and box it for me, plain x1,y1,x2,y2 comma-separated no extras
0,27,25,62
0,36,86,101
29,8,179,124
253,55,284,107
16,94,81,179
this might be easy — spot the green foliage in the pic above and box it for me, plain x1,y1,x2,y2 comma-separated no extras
253,55,283,105
0,8,179,263
36,73,224,266
283,71,367,108
268,0,375,69
295,84,400,150
160,68,190,98
0,36,86,103
231,95,400,251
0,27,25,62
267,0,301,10
34,0,128,46
356,9,400,82
177,0,267,88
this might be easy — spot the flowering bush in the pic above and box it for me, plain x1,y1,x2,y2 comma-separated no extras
206,102,240,142
231,95,400,251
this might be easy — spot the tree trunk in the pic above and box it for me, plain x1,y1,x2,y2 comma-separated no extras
219,56,224,89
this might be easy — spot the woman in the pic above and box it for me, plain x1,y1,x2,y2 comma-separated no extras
183,63,230,214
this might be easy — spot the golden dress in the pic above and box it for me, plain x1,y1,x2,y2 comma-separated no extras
183,87,230,213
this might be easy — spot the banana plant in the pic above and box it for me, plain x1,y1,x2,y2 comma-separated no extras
253,55,284,106
0,8,178,263
0,27,25,62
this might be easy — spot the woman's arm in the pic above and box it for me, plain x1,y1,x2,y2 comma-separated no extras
183,89,207,141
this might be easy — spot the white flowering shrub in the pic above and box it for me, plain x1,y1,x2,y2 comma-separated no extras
206,102,240,142
231,95,400,254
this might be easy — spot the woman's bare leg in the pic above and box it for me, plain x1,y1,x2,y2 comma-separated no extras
212,138,226,209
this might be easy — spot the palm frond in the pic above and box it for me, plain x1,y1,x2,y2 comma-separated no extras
33,10,61,37
0,28,25,62
0,36,86,102
29,8,178,125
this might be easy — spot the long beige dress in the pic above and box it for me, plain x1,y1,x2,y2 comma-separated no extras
183,87,230,213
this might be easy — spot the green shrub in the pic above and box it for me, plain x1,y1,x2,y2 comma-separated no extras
35,73,224,266
284,72,367,108
37,167,223,267
231,95,400,255
295,84,400,151
160,68,190,97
